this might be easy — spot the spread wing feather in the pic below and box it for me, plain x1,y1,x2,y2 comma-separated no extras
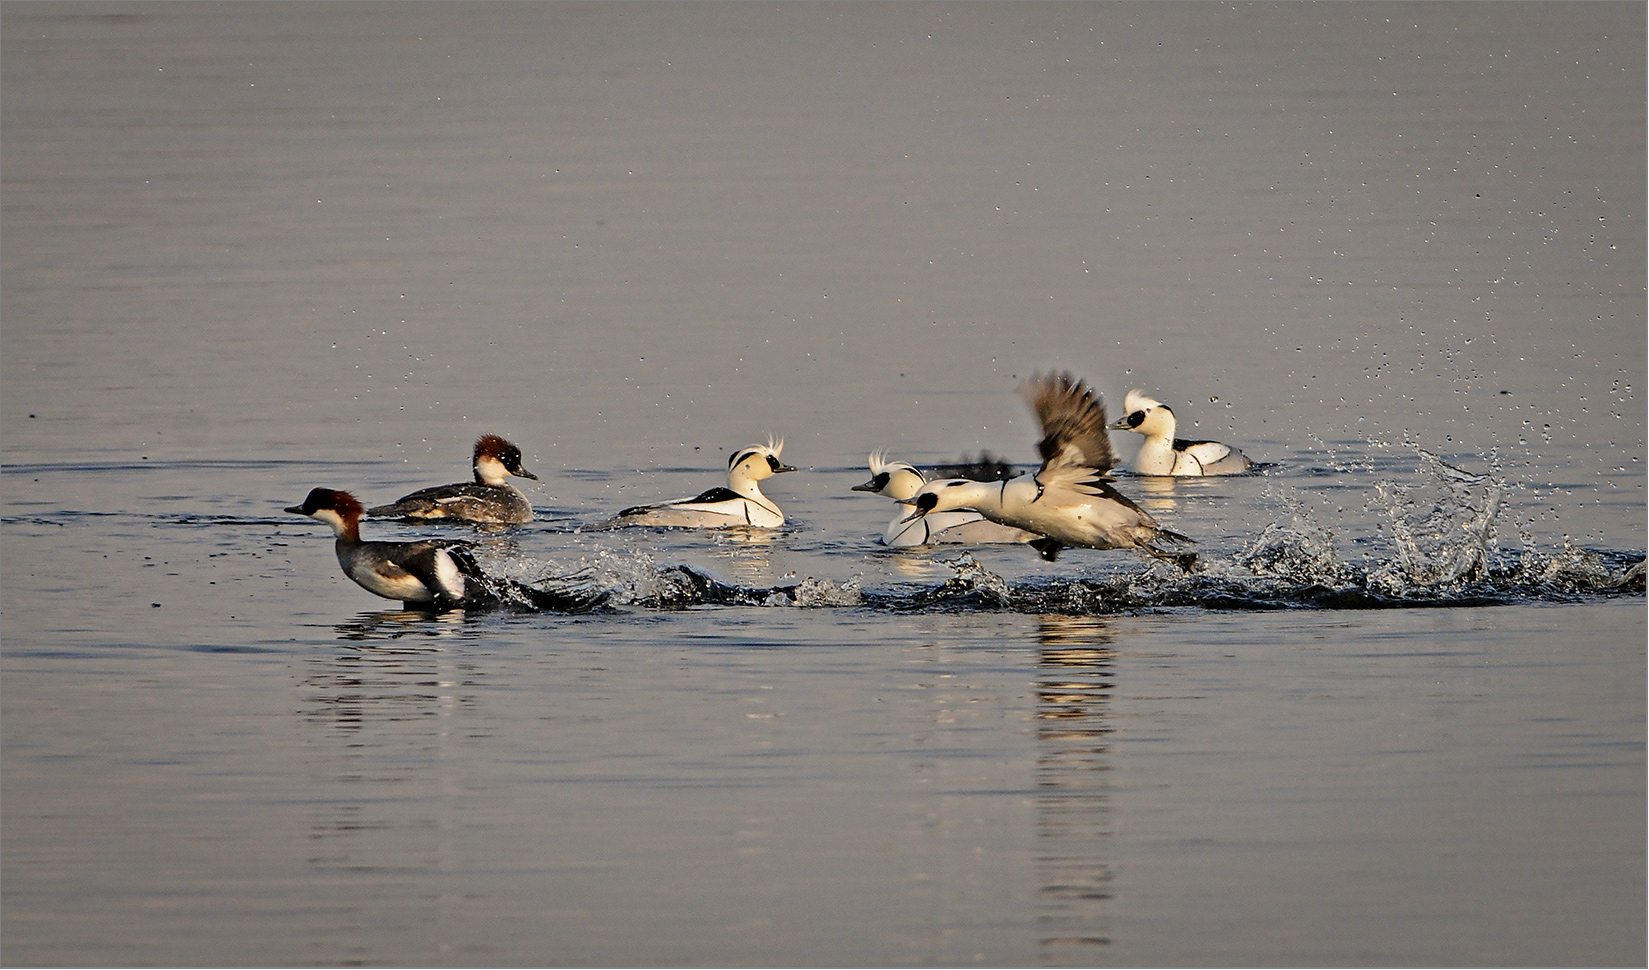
1019,372,1117,473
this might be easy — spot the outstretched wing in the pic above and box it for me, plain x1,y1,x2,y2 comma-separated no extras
1019,372,1117,473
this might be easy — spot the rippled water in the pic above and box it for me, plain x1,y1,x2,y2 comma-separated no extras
3,4,1644,966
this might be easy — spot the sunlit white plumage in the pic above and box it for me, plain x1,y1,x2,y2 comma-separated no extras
1109,390,1253,476
605,439,795,529
853,451,1035,547
288,488,484,607
900,373,1195,567
366,434,540,524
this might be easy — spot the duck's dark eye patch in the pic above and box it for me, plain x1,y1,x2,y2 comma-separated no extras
766,455,784,472
1126,411,1146,428
873,472,890,490
915,492,939,512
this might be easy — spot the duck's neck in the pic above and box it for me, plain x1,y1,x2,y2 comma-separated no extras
318,509,361,544
473,456,509,486
728,471,769,502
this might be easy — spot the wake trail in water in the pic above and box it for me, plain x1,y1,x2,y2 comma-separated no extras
465,446,1643,615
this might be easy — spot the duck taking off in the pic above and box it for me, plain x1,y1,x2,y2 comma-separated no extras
366,434,540,524
853,451,1036,548
1109,391,1253,476
900,373,1196,567
605,439,795,528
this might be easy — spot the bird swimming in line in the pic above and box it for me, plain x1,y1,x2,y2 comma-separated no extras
366,434,540,524
1109,390,1253,476
853,451,1036,548
899,372,1196,568
603,439,795,528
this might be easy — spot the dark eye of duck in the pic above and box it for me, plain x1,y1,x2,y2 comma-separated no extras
766,455,785,472
915,492,939,512
1126,411,1146,428
872,472,890,490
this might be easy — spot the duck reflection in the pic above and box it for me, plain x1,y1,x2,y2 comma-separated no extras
1131,474,1181,514
711,526,790,586
300,611,486,886
1034,614,1116,956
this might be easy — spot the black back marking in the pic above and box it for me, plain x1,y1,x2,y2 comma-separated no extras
688,486,742,505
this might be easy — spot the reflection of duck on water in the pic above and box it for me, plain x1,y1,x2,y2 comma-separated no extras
1034,614,1117,953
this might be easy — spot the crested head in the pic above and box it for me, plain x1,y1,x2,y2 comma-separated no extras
286,487,363,518
285,487,364,537
1114,390,1174,434
472,434,537,482
856,451,926,498
728,437,795,481
1121,390,1164,414
729,436,784,464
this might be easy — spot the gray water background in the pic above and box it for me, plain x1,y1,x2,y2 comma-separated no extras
2,3,1644,965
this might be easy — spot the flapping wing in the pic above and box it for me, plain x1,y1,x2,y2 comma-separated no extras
1019,372,1117,473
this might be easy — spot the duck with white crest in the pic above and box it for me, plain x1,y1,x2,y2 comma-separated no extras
366,434,540,524
1109,390,1254,476
899,372,1196,568
853,451,1036,548
604,439,795,528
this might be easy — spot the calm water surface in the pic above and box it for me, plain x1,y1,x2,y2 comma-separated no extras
3,3,1644,966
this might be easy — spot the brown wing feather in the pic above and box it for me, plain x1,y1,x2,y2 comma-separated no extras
1019,372,1117,473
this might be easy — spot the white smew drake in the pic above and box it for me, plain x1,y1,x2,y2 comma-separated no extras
900,373,1196,567
1109,390,1253,476
605,439,795,529
853,451,1035,548
366,434,539,524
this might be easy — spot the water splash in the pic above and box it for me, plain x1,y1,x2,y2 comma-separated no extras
1369,445,1504,591
435,447,1640,617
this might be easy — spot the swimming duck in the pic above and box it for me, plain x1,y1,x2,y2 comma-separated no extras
366,434,539,524
853,451,1036,547
1109,390,1253,476
605,439,795,528
287,487,489,608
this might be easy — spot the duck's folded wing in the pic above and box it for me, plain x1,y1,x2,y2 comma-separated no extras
391,542,477,600
367,482,490,516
